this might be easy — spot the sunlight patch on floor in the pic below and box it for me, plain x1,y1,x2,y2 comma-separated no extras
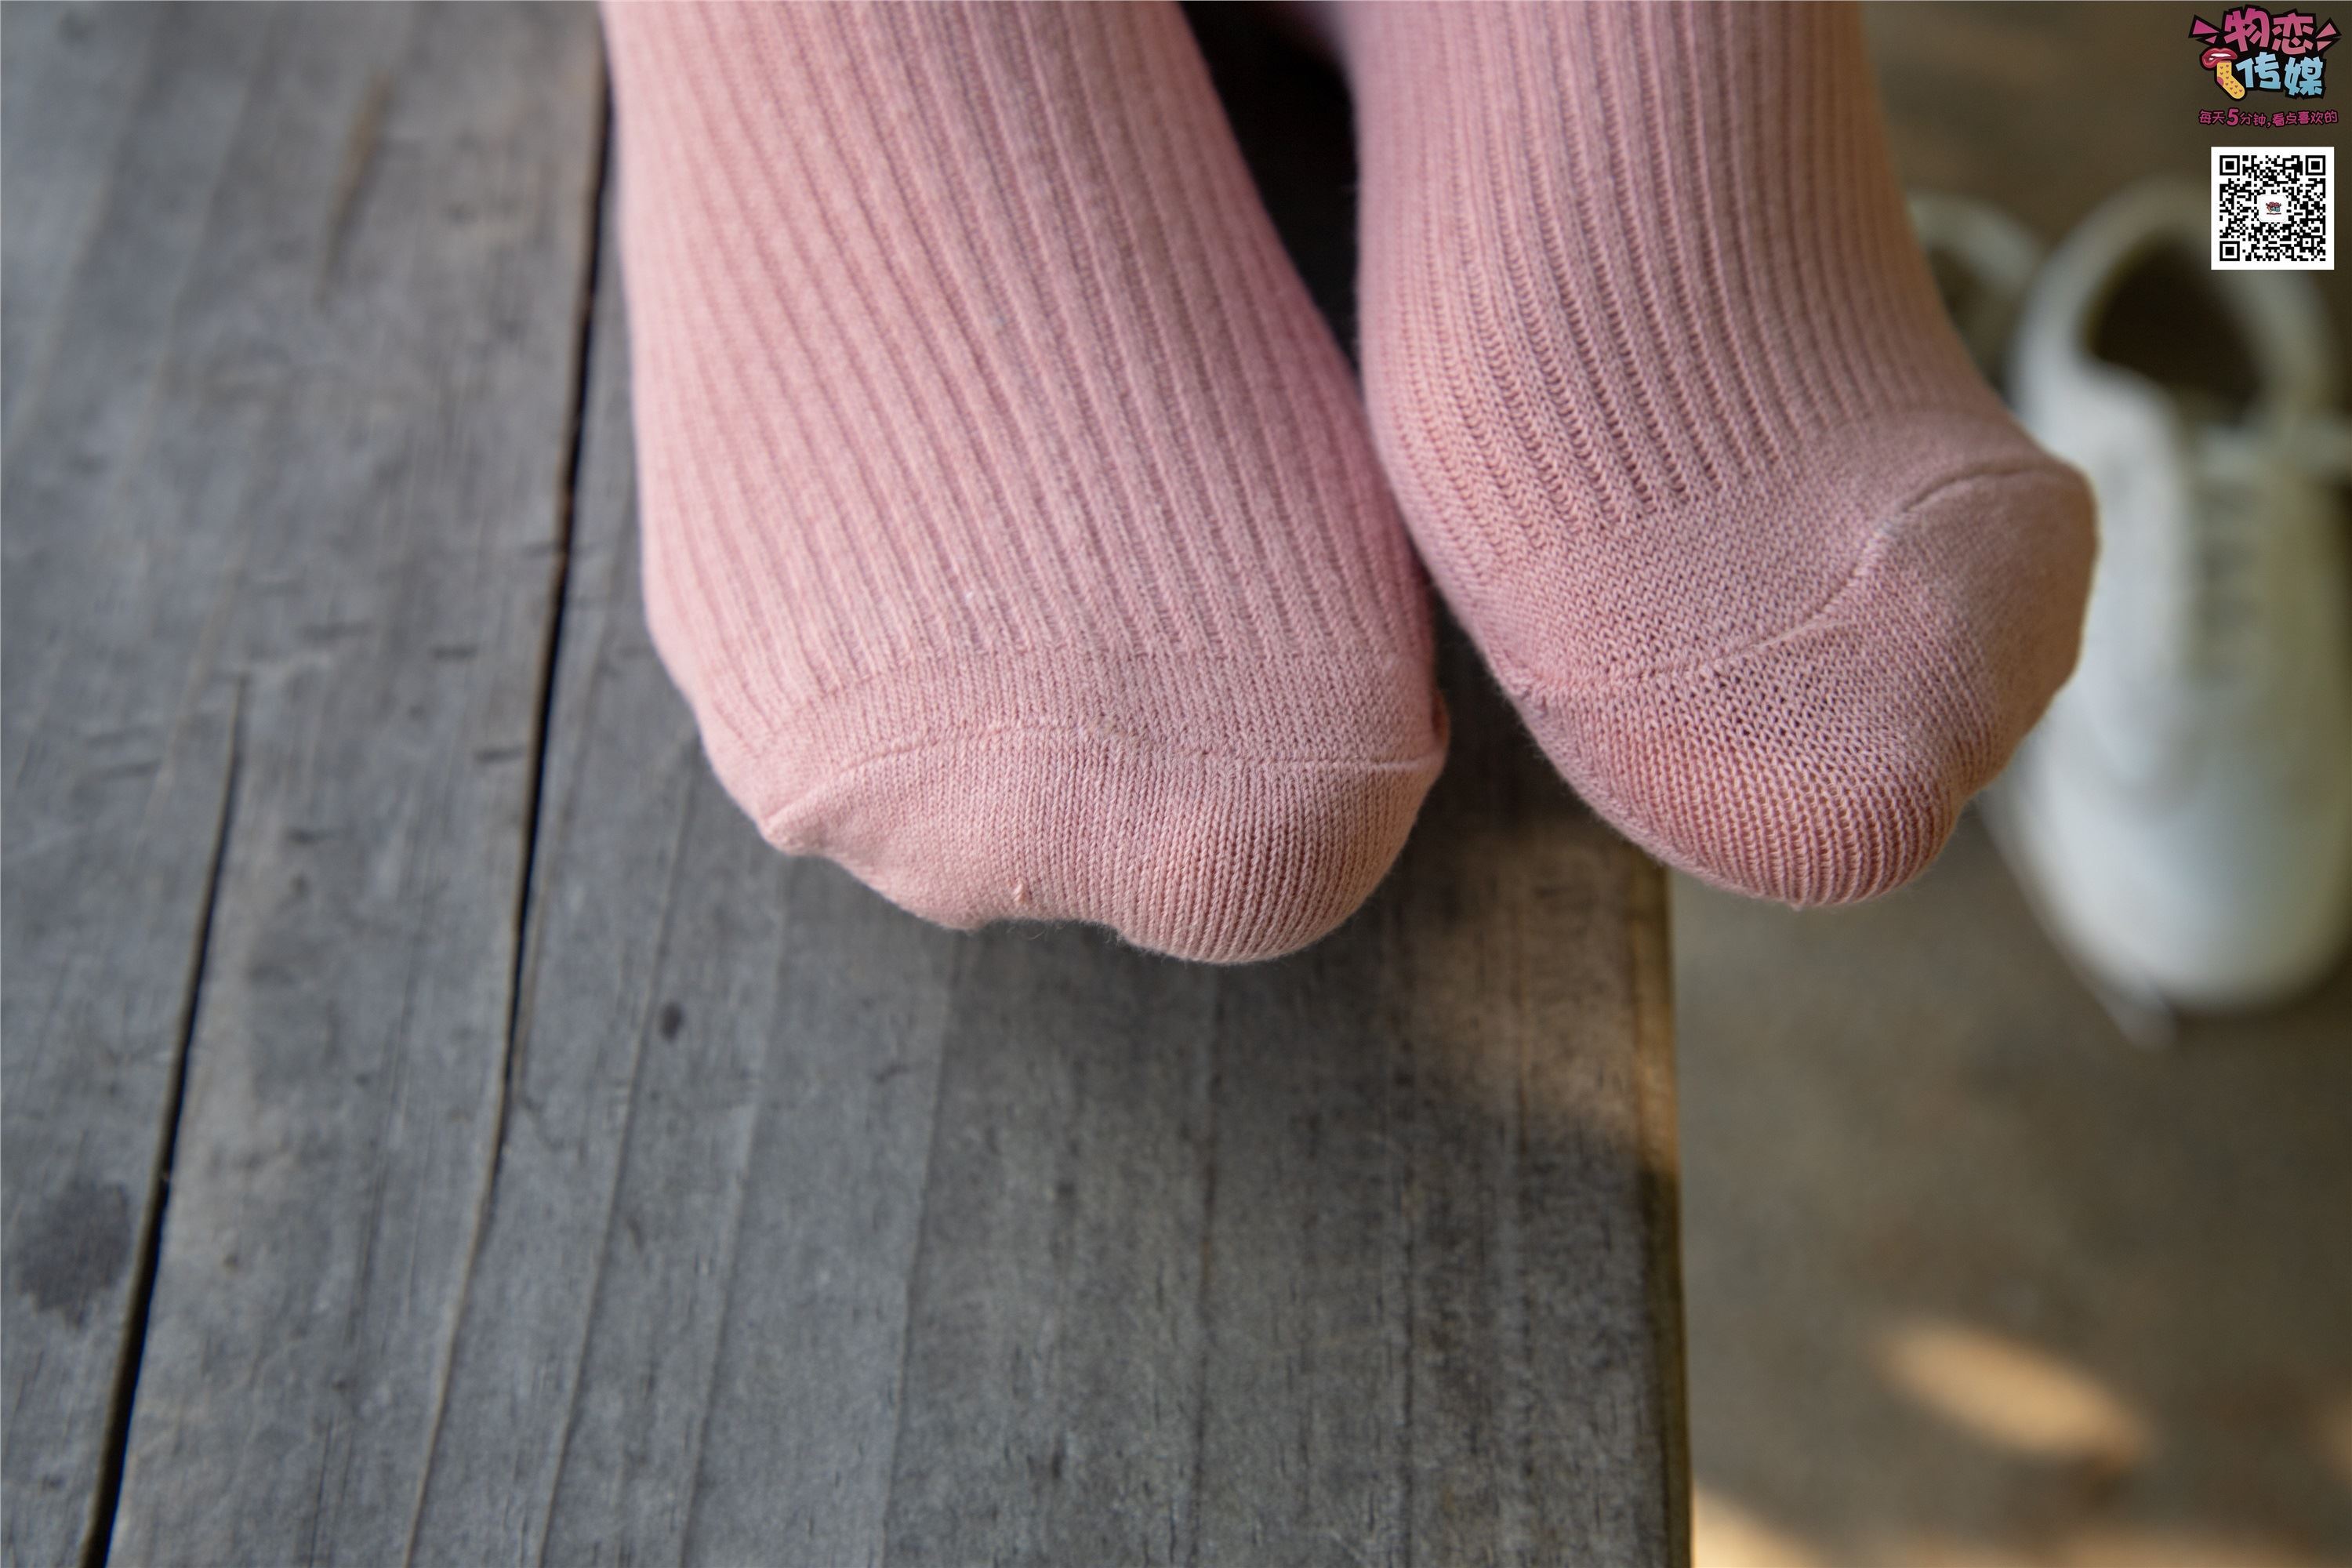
1875,1318,2150,1467
1693,1486,1831,1568
1867,1528,2338,1568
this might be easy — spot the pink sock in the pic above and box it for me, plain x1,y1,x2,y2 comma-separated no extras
603,2,1445,963
1342,2,2096,904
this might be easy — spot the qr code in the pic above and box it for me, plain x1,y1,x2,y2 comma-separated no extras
2212,147,2333,269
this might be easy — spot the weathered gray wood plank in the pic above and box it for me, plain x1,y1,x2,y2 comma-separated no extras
0,3,169,439
412,188,1686,1565
2,5,606,1564
103,2,605,1555
864,640,1685,1568
408,188,971,1568
5,8,289,1564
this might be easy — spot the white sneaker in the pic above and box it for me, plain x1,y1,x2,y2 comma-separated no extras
1908,191,2046,385
1992,180,2352,1026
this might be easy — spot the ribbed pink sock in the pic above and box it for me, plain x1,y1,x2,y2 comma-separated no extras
603,2,1444,963
1342,2,2096,904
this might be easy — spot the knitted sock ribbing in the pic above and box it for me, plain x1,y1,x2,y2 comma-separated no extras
605,0,1446,961
1344,1,2096,903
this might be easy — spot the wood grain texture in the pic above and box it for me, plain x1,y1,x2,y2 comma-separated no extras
0,3,169,440
5,5,1684,1564
4,8,290,1563
2,5,606,1564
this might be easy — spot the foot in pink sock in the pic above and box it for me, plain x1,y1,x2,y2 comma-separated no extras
604,1,1444,962
1341,2,2095,904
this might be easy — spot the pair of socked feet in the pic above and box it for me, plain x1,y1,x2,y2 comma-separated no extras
603,1,2095,962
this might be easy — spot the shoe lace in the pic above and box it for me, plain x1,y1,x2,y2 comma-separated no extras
2183,410,2352,676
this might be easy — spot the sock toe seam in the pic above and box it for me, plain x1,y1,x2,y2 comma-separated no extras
1493,460,2085,702
753,720,1450,841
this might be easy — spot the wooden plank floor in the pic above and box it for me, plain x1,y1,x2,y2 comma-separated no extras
1,6,1685,1565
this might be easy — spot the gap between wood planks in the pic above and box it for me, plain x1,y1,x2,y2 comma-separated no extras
403,62,615,1568
79,681,244,1568
70,64,619,1568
